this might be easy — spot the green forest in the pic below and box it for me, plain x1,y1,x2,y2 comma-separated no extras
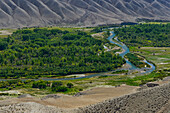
125,53,150,68
114,24,170,47
0,28,125,79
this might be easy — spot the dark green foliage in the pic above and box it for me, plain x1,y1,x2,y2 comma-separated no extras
0,54,3,64
91,27,103,33
0,79,26,89
54,86,68,92
51,81,68,92
67,83,73,88
114,24,170,47
0,28,125,79
112,70,128,74
50,29,63,35
62,34,81,40
0,40,8,50
125,53,149,68
52,81,63,88
98,75,108,78
32,80,47,89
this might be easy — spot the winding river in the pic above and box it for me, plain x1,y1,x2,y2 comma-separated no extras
108,31,137,70
108,31,155,74
0,31,155,81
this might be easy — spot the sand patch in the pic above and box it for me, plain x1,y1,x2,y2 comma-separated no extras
91,32,103,38
0,30,12,35
158,63,170,65
0,85,139,109
66,74,85,78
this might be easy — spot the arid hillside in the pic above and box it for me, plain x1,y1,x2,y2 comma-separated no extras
0,0,170,28
0,82,169,113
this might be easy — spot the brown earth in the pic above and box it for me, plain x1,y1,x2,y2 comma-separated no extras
0,30,12,36
0,77,169,113
0,85,139,109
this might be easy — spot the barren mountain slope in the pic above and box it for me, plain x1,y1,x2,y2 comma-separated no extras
0,0,170,28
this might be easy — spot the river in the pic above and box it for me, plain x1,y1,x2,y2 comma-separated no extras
0,31,155,81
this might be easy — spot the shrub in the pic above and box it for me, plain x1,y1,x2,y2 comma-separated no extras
0,41,8,50
52,86,68,92
32,80,47,89
52,81,63,88
67,83,73,88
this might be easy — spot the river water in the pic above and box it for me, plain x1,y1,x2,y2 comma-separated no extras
0,31,155,81
108,31,137,70
108,31,155,74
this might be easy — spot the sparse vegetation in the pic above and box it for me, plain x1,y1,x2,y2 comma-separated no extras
108,70,169,86
112,70,128,74
130,47,170,70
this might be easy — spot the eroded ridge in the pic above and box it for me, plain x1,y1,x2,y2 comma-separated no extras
0,0,170,28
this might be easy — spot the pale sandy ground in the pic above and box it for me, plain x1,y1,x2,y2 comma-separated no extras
157,100,170,113
91,32,104,38
0,30,12,35
0,77,169,112
0,85,139,109
44,85,139,109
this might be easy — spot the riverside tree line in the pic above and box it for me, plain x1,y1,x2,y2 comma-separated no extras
114,24,170,47
0,28,125,79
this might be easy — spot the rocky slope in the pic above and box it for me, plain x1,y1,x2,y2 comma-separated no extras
78,83,170,113
0,83,169,113
0,0,170,28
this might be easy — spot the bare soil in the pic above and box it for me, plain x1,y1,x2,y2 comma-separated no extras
0,30,12,36
0,85,139,109
0,79,169,113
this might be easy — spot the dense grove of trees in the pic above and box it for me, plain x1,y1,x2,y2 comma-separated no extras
125,53,150,68
0,79,27,90
114,24,170,47
0,28,125,79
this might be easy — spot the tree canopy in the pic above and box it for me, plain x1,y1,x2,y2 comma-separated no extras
0,28,125,79
114,24,170,47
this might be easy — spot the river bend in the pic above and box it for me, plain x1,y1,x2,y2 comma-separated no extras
0,31,155,81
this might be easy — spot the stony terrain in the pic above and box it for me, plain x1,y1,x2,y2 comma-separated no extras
0,102,75,113
78,83,170,113
0,82,169,113
0,0,170,28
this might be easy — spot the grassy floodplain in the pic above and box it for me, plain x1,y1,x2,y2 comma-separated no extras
142,22,170,24
0,23,169,97
130,47,170,69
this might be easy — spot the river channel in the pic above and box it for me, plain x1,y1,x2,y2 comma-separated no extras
0,31,155,81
